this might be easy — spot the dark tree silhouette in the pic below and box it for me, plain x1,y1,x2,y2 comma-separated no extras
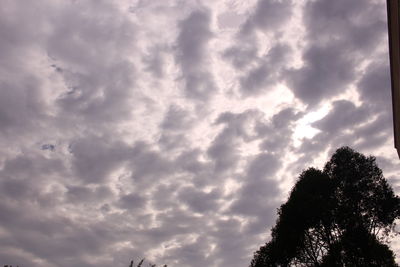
250,147,400,266
129,258,167,267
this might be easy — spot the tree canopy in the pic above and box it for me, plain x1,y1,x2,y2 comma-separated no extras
129,258,167,267
250,146,400,266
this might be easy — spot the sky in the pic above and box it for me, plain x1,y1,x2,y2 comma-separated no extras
0,0,399,266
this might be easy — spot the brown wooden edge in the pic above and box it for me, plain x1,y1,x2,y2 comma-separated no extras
387,0,400,158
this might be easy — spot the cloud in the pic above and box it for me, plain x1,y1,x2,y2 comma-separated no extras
223,45,259,70
176,9,217,101
357,60,392,110
312,100,369,133
143,45,167,78
178,186,221,213
0,0,399,266
286,43,357,105
304,0,386,52
229,153,281,216
241,0,293,35
69,135,130,184
240,44,291,96
161,105,195,131
286,0,387,106
310,100,391,152
128,142,175,187
207,109,267,175
0,79,47,137
67,185,114,205
293,99,393,175
118,192,147,211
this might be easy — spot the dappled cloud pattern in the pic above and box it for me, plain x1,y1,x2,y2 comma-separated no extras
0,0,399,266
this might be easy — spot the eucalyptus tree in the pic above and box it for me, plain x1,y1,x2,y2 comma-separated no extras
251,147,400,266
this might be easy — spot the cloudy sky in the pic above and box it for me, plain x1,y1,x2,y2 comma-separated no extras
1,0,399,266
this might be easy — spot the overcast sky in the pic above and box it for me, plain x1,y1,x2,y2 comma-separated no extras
1,0,399,266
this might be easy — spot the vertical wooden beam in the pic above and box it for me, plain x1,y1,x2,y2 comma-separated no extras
387,0,400,158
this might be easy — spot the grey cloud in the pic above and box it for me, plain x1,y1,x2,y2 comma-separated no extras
146,210,205,243
259,136,291,154
223,45,258,69
175,149,214,189
357,60,392,110
2,153,64,178
129,141,174,186
286,43,357,105
0,0,138,152
207,133,240,175
240,44,291,96
177,10,213,72
304,0,386,53
376,156,400,174
352,113,392,151
0,79,47,137
208,110,265,175
44,1,137,126
215,109,265,141
293,101,392,174
210,218,257,267
287,0,386,105
176,10,217,100
0,1,49,71
143,45,167,78
69,135,130,184
230,153,281,216
56,60,136,124
308,101,391,153
208,108,297,177
158,105,195,150
312,100,370,133
41,144,56,151
47,1,135,68
1,177,33,199
151,184,181,211
165,236,215,267
118,193,147,211
176,149,209,175
224,0,294,94
158,132,190,151
291,100,369,172
355,113,392,139
66,185,114,205
241,0,293,35
161,105,195,131
230,177,280,216
1,0,398,266
0,198,119,267
246,153,281,180
270,107,302,130
257,108,301,154
178,186,221,213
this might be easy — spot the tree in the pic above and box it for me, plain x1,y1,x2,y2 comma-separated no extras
251,147,400,266
129,258,167,267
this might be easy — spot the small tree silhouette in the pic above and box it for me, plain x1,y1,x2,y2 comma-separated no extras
129,258,167,267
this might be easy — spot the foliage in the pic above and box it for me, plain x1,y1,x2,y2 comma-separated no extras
250,147,400,266
129,258,167,267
